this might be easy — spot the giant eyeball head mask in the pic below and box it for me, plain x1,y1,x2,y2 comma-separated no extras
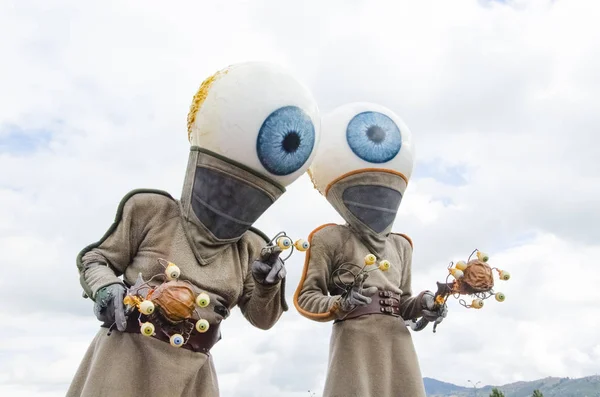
309,102,415,236
182,62,320,242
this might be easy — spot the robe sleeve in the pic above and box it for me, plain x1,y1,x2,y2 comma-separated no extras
237,269,286,330
236,230,287,330
395,234,427,320
293,224,344,322
77,190,172,300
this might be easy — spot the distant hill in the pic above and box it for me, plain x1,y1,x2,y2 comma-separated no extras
424,375,600,397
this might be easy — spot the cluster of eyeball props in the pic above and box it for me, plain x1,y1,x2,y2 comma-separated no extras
122,258,212,348
260,231,310,261
332,253,392,294
444,249,511,310
407,249,511,333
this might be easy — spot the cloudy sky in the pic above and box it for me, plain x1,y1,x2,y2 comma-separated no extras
1,0,600,396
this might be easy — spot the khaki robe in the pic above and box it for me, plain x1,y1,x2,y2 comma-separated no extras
294,223,427,397
67,190,286,397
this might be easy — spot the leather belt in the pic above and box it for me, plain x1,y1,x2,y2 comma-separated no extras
101,313,222,355
335,290,402,323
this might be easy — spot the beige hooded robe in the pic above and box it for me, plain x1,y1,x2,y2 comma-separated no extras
67,148,288,397
294,171,428,397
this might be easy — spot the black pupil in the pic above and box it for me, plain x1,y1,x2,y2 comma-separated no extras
366,125,386,143
282,132,301,153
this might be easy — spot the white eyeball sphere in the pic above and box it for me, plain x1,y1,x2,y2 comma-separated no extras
309,102,415,195
187,62,321,187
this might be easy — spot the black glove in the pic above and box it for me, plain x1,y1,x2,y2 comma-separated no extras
338,274,378,312
94,283,128,331
252,246,286,285
421,291,448,324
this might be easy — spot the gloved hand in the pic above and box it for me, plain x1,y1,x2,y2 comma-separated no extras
338,274,378,312
252,246,286,285
421,291,448,324
94,283,128,331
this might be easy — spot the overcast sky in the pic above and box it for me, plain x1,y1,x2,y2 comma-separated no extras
1,0,600,396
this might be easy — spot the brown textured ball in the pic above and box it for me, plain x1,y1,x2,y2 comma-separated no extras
458,260,494,294
148,281,197,323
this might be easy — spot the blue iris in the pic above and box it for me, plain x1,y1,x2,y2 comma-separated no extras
346,111,402,163
257,106,316,176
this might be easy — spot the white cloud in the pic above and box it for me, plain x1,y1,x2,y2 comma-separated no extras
1,0,600,396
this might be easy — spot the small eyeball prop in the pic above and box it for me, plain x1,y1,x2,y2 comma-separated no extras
495,292,506,302
277,236,293,250
195,319,210,333
165,264,181,280
471,298,484,309
294,239,310,251
455,261,468,271
476,251,489,262
499,270,511,281
170,334,185,347
449,268,464,280
139,300,155,315
364,254,377,266
378,260,391,271
196,293,210,308
141,322,155,336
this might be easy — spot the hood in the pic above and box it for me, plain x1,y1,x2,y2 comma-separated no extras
325,169,407,253
179,147,285,264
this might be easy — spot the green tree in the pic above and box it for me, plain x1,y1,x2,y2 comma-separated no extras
489,388,505,397
532,390,544,397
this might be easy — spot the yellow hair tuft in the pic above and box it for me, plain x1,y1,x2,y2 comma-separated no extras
186,67,229,142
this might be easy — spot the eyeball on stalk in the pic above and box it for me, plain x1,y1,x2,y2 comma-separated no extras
476,251,489,262
276,237,292,250
378,260,391,271
196,292,210,308
471,299,484,309
455,260,468,271
170,334,185,347
294,239,310,251
364,254,377,266
495,292,506,302
449,268,464,279
195,319,210,333
140,322,155,336
139,300,155,315
165,263,181,280
499,270,511,281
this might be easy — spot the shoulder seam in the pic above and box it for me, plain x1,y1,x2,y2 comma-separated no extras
392,232,413,249
76,189,175,296
247,227,271,244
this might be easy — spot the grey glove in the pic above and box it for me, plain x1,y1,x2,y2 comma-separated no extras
421,291,448,324
338,274,378,312
252,246,286,285
94,283,128,331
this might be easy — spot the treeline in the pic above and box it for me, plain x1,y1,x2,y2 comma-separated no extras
308,387,546,396
489,388,544,397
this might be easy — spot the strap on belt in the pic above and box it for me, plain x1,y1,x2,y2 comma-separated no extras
335,290,402,323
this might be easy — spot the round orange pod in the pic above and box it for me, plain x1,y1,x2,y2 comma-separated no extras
459,260,494,294
151,281,197,323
